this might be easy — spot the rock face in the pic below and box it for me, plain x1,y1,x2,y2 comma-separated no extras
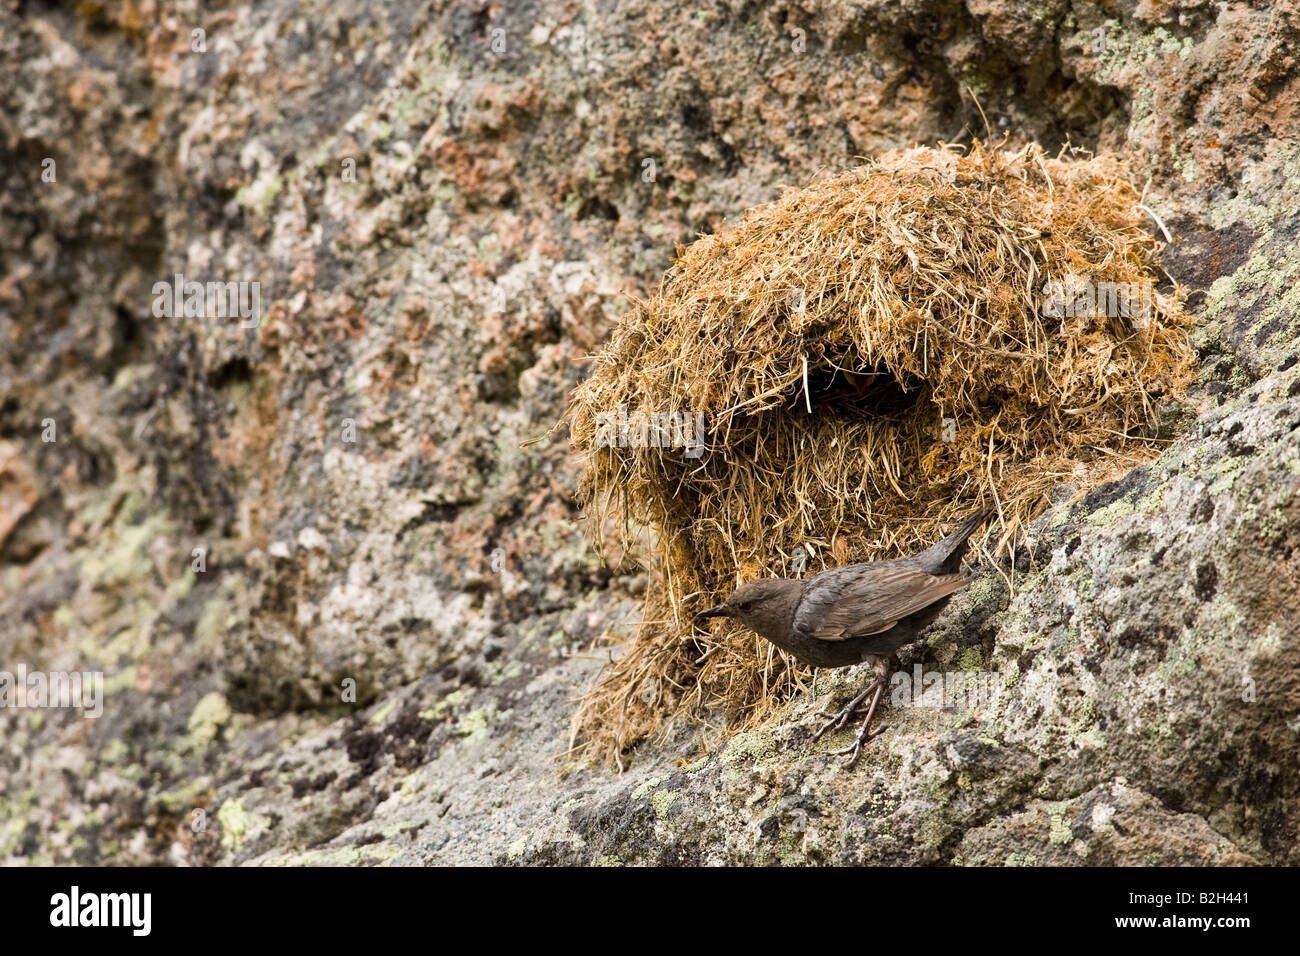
1,1,1297,865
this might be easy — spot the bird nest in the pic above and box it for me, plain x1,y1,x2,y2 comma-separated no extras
564,142,1193,768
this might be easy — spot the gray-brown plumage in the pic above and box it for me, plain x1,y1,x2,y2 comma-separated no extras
697,507,992,765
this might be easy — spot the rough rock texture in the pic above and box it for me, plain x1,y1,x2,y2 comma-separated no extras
1,0,1297,865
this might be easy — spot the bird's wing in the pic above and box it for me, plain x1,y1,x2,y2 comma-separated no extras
793,564,971,642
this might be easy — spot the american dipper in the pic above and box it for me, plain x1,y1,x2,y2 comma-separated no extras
697,507,992,766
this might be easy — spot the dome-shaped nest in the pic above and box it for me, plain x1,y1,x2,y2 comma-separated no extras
565,142,1192,768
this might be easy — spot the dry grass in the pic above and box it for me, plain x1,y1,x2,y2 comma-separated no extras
563,142,1192,768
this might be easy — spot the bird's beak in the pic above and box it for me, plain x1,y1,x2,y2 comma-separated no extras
696,605,729,621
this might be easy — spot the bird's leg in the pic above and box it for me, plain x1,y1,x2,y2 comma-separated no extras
825,658,893,768
810,674,880,743
825,679,887,767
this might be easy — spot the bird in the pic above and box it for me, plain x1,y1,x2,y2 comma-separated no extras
696,507,993,766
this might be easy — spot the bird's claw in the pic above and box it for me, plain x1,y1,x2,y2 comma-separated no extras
810,710,851,742
813,669,889,768
810,684,877,743
826,723,889,767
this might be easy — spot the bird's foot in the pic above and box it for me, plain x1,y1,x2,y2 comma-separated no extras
826,723,889,768
819,671,888,768
809,679,880,744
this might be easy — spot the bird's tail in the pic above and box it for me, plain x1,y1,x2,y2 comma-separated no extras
916,507,994,574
